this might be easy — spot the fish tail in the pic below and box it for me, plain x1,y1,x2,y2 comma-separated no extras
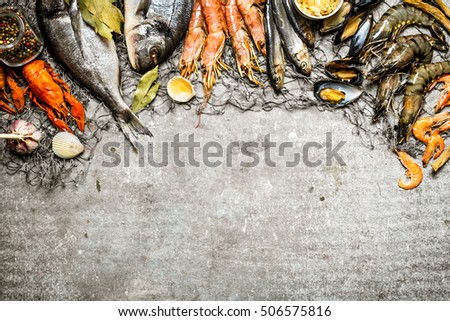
116,109,153,148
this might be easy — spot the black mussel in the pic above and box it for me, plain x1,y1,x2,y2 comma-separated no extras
325,60,364,85
314,80,363,107
345,14,373,61
353,0,381,14
333,12,365,45
320,1,353,34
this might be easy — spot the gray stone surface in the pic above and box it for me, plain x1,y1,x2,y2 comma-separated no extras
1,106,449,300
1,0,450,301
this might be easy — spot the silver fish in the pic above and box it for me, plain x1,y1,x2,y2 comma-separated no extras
124,0,194,72
272,0,311,76
265,0,285,92
37,0,152,148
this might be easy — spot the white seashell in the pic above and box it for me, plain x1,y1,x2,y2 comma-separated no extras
52,132,84,159
167,76,196,103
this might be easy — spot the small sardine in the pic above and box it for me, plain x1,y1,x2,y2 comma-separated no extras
265,0,285,92
272,0,311,76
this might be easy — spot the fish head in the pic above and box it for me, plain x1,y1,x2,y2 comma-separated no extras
126,21,172,72
296,54,312,77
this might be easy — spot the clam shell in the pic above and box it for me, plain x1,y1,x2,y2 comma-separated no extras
52,132,84,159
167,76,195,103
314,80,363,107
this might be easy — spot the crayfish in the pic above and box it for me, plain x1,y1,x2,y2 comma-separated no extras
0,63,25,114
22,59,85,133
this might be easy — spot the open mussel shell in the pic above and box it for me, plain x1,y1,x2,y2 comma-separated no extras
52,132,84,159
353,0,381,14
314,80,363,107
345,13,373,61
325,60,364,85
167,76,196,103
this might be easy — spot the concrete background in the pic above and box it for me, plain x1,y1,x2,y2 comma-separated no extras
1,0,450,300
1,106,449,300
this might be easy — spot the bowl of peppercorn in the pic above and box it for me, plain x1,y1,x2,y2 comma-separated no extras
0,6,44,67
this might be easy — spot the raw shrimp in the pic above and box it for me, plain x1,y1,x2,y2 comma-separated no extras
366,34,448,80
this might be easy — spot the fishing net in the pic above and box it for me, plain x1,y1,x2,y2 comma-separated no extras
1,0,449,188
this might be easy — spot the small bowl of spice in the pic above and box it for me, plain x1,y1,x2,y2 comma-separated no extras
0,6,44,67
294,0,344,20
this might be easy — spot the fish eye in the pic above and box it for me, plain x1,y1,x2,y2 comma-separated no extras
150,47,160,59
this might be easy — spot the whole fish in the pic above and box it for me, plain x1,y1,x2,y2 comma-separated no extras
282,0,314,48
124,0,194,72
264,0,285,92
272,0,311,76
37,0,152,147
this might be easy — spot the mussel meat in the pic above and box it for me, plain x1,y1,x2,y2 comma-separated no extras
314,80,363,107
333,12,365,45
325,60,364,85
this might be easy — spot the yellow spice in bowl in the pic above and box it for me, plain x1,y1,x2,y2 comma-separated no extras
297,0,340,17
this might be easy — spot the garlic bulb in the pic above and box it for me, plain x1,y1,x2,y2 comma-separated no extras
3,120,42,154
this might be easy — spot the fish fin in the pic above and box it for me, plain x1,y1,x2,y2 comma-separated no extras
116,109,153,148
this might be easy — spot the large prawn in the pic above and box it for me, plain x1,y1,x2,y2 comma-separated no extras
365,34,448,80
179,0,207,79
236,0,266,56
225,0,262,86
22,60,85,133
364,4,444,56
398,61,450,143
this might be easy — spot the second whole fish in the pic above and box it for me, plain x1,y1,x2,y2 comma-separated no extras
37,0,152,147
272,0,311,76
124,0,194,72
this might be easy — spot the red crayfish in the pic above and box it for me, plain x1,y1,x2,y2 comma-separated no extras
22,59,85,133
